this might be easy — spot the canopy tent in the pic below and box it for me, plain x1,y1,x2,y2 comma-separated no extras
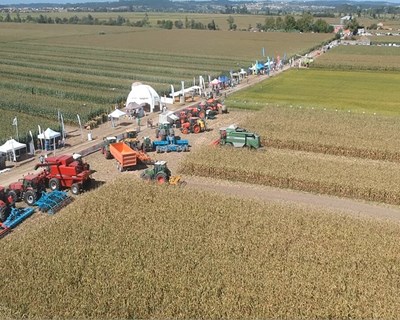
37,128,61,140
37,128,61,151
123,102,145,118
126,82,160,113
109,109,126,118
210,78,221,85
0,139,27,162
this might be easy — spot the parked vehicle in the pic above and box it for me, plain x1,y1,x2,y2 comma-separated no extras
152,135,190,153
109,142,151,172
7,171,47,206
140,161,186,186
181,117,206,134
123,129,141,150
0,186,12,222
101,136,117,159
34,154,93,195
219,125,261,149
155,123,175,141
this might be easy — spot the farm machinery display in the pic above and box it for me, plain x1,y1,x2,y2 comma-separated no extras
122,129,141,150
140,161,186,186
109,142,152,172
152,135,190,153
0,207,35,238
218,125,261,149
6,171,48,206
155,123,175,141
101,136,118,159
181,117,206,134
34,154,94,195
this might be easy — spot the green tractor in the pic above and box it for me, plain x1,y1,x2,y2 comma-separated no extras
140,161,186,186
101,136,117,159
140,161,171,184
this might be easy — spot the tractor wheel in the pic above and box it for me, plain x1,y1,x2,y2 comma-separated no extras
24,190,37,206
7,190,18,204
49,178,61,191
226,142,233,148
182,128,189,135
105,151,112,159
71,183,80,195
0,204,8,222
193,125,201,134
155,172,168,185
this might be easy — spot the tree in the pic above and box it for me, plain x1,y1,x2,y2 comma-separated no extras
227,15,235,30
345,17,360,35
208,20,217,30
275,16,284,30
284,15,296,31
5,13,11,22
264,17,275,30
296,12,313,32
174,20,184,29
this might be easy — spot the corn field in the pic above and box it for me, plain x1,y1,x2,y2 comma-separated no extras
0,177,400,318
240,105,400,162
180,147,400,205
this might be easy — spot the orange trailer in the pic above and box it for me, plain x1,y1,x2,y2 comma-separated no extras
109,142,151,172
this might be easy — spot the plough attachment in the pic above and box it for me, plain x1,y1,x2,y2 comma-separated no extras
0,207,35,238
169,176,187,187
35,191,73,214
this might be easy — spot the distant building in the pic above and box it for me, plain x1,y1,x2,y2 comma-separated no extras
340,15,352,25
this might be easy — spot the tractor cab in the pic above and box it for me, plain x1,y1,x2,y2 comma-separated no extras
125,129,138,139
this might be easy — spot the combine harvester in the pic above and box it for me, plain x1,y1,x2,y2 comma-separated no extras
213,124,261,149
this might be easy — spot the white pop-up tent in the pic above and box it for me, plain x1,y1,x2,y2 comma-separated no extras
0,139,27,162
38,128,61,151
126,82,160,113
108,109,126,128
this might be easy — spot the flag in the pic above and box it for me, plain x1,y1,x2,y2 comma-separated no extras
60,113,65,141
77,114,82,128
262,47,265,57
29,130,35,155
57,109,61,121
12,117,17,126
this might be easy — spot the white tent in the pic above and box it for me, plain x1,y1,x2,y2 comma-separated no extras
126,82,160,113
0,139,26,153
109,109,126,118
0,139,27,162
37,128,61,151
37,128,61,140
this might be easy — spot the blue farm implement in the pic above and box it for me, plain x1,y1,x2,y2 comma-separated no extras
153,135,190,153
35,191,73,214
0,207,35,238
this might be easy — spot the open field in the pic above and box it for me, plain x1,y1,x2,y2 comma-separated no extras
1,177,400,319
313,45,400,71
239,105,400,161
226,69,400,115
0,23,332,144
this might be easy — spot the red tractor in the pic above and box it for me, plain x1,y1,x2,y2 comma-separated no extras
6,171,48,206
185,106,206,119
35,154,93,195
180,117,206,134
0,186,13,222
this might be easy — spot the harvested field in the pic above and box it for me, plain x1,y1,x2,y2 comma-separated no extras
180,147,400,205
1,177,400,319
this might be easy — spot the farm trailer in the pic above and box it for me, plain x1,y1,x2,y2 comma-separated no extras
109,142,152,172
